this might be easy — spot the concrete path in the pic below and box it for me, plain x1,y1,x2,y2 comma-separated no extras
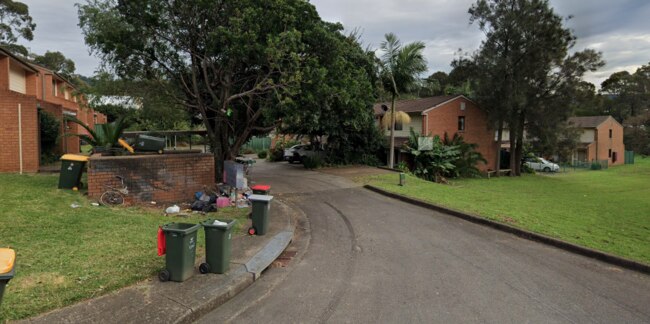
200,160,650,323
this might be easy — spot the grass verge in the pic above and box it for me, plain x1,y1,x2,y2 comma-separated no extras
0,173,249,321
361,158,650,265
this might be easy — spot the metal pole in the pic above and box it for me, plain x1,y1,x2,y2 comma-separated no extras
18,104,23,174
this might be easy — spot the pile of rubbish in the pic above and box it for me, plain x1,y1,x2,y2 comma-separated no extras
165,183,253,215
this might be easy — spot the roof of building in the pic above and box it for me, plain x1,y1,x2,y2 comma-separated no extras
568,116,612,128
373,95,460,115
0,46,39,73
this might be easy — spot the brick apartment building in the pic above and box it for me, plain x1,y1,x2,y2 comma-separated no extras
0,47,107,173
568,116,625,166
374,95,498,171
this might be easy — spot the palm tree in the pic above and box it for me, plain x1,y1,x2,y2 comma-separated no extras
379,33,427,168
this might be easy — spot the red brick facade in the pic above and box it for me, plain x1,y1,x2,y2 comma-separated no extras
87,153,215,205
422,97,498,171
0,48,107,173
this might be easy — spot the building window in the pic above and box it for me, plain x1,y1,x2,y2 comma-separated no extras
388,121,403,131
609,129,612,138
458,116,465,131
609,149,612,158
52,80,57,96
460,102,466,111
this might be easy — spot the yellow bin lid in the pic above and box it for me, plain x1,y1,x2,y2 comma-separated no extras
0,248,15,274
60,154,90,162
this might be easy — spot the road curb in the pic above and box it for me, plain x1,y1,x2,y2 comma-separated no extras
364,184,650,275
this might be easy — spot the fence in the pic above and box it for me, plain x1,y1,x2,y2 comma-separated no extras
123,130,209,152
624,151,635,164
241,136,271,152
569,159,609,170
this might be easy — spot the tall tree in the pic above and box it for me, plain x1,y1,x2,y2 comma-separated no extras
79,0,380,179
469,0,603,175
0,0,35,56
601,62,650,121
31,51,76,79
378,33,427,168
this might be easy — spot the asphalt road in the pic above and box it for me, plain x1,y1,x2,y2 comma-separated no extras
198,160,650,323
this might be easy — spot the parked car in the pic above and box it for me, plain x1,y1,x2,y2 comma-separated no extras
283,143,324,163
523,157,560,172
284,144,306,163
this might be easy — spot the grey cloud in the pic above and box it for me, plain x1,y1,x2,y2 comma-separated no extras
14,0,649,86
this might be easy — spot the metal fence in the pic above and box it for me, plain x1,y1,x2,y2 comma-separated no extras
568,159,609,170
241,136,271,152
123,130,209,152
624,151,635,164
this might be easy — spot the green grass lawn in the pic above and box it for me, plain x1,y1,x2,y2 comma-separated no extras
0,174,249,321
362,158,650,265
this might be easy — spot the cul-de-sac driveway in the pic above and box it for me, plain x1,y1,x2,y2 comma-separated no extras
199,160,650,323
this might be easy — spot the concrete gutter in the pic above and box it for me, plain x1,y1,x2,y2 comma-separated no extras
364,184,650,275
20,200,296,324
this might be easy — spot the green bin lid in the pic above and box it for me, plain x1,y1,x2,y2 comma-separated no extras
201,219,236,229
161,223,201,235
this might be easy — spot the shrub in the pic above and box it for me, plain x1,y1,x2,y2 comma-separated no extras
257,151,268,159
302,155,324,169
590,161,602,170
39,111,60,164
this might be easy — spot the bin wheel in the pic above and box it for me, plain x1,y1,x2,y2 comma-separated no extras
159,269,170,282
199,263,211,274
248,227,256,235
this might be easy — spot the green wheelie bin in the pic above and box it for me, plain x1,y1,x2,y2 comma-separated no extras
248,195,274,235
159,223,201,282
0,248,16,307
200,219,236,274
58,154,89,189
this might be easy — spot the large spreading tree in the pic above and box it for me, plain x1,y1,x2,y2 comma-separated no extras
0,0,35,56
469,0,603,175
78,0,381,179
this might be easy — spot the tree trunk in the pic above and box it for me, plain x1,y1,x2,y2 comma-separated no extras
513,111,526,176
495,118,504,174
388,94,397,168
509,124,517,175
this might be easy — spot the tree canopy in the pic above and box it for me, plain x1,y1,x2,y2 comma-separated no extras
0,0,35,56
78,0,382,178
469,0,603,174
31,51,76,79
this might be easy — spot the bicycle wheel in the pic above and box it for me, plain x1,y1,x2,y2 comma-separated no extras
100,191,124,206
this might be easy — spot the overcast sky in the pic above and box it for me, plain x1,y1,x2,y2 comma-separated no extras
17,0,650,87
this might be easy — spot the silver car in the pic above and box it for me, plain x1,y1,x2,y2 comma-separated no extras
284,144,305,163
524,157,560,172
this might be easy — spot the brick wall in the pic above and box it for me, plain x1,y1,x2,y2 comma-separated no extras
87,153,215,205
0,91,39,173
596,117,625,166
423,98,498,171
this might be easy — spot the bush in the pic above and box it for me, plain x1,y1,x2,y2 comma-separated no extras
39,111,60,164
302,155,324,169
257,151,268,159
590,161,602,170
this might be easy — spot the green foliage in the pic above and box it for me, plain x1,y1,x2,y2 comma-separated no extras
469,0,604,175
31,51,75,79
442,132,487,177
65,115,127,149
404,129,460,182
38,110,60,162
0,0,35,47
590,161,603,170
302,155,324,169
396,161,410,173
257,151,268,159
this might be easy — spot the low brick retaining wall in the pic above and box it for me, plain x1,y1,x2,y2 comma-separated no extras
88,153,215,204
